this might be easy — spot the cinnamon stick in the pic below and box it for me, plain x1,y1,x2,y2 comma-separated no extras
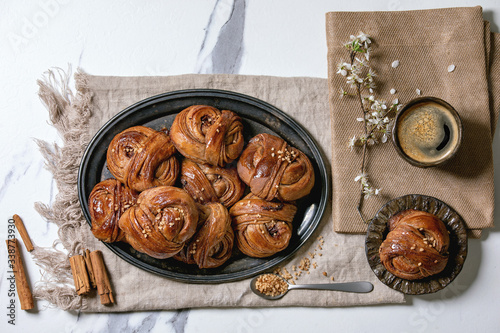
89,250,115,305
6,238,34,310
13,214,34,252
83,249,96,288
69,255,92,295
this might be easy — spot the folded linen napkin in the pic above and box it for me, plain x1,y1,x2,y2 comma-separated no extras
326,6,499,237
34,71,404,312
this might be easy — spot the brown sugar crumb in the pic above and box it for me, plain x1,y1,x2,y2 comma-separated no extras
274,235,328,284
274,267,295,285
330,276,335,281
282,267,293,280
298,257,311,271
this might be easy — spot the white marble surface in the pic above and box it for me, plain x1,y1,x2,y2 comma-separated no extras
1,0,500,332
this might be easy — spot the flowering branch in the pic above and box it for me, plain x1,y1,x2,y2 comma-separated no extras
337,32,401,223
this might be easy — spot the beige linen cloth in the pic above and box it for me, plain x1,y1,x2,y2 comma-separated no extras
34,71,404,312
326,6,500,237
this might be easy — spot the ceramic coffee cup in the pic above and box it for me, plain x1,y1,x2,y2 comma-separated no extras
392,97,462,168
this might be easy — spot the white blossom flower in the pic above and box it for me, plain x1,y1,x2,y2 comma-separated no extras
354,172,368,183
364,50,370,61
362,187,373,199
336,62,351,76
344,32,372,57
339,87,347,99
355,57,366,67
390,88,396,94
348,135,357,150
368,115,379,125
381,123,392,144
381,132,388,143
362,184,381,199
370,99,384,111
346,75,356,87
357,32,369,43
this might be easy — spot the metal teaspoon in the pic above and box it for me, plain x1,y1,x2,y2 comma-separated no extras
250,274,374,300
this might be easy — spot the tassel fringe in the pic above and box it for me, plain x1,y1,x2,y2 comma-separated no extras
32,66,93,311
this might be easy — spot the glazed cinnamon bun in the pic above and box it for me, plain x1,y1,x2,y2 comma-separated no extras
237,133,314,202
88,179,138,243
379,209,450,280
118,186,199,259
175,202,234,269
180,159,245,208
106,126,179,192
229,194,296,258
170,105,244,167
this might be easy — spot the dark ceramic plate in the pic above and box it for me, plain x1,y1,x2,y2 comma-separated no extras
365,194,467,295
78,89,329,283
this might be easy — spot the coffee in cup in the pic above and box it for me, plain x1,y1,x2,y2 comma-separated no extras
392,97,462,167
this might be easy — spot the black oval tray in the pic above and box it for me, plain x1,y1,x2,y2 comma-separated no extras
78,89,329,283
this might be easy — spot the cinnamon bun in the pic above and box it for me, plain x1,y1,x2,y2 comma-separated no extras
175,202,234,269
229,194,296,258
379,209,450,280
88,179,138,243
170,105,244,167
180,159,245,207
106,126,179,192
237,133,314,201
118,186,199,259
